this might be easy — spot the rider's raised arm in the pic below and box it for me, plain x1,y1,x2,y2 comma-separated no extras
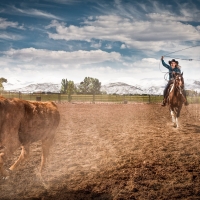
161,59,172,70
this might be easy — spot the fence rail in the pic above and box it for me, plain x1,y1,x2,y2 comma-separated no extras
1,91,200,104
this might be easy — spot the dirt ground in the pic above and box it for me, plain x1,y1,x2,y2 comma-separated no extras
1,102,200,200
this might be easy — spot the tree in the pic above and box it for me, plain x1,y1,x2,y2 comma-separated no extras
79,77,91,94
67,81,75,102
90,78,101,95
79,77,101,102
60,79,68,94
0,77,7,91
90,78,101,102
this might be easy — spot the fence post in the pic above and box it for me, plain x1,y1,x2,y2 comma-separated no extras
58,93,61,103
148,95,150,103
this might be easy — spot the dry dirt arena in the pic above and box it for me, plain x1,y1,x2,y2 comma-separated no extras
1,103,200,200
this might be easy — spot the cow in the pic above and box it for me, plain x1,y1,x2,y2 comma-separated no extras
0,96,60,178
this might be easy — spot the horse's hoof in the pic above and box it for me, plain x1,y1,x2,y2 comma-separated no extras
173,124,177,128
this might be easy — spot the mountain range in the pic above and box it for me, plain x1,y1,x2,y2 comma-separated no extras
3,79,200,95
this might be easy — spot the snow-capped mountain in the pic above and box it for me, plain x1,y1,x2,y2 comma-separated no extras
100,82,144,95
2,79,200,95
3,79,33,91
6,83,61,93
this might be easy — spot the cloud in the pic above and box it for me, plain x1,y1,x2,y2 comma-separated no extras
1,49,200,87
0,18,24,40
142,58,159,63
0,18,24,29
3,6,61,20
46,14,200,52
120,44,126,49
105,44,112,49
3,48,122,68
44,0,81,4
0,32,23,40
90,40,102,48
44,1,200,55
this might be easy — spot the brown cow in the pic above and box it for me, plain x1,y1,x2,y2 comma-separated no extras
0,96,60,178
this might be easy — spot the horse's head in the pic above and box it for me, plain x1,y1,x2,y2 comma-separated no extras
174,72,184,88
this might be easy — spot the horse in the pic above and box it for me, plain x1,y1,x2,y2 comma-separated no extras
167,72,187,128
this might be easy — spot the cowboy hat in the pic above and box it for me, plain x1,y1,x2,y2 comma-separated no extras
168,59,179,65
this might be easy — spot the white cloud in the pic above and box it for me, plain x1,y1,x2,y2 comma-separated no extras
142,58,159,63
28,9,61,19
46,15,200,52
44,0,81,4
3,6,61,20
90,40,102,48
105,44,112,49
1,51,200,88
4,48,122,68
120,44,126,49
0,32,23,40
147,13,192,22
0,18,24,29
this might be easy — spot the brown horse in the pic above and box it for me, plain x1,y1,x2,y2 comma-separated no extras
167,72,187,128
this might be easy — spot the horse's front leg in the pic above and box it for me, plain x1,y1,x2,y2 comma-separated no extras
175,105,182,128
170,109,177,127
175,116,179,128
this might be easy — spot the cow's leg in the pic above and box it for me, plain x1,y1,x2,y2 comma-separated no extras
9,145,30,171
0,153,4,173
0,153,9,177
40,139,53,173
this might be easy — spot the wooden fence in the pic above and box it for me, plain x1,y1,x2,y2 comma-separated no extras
1,91,200,104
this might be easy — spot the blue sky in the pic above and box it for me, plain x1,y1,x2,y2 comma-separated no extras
0,0,200,88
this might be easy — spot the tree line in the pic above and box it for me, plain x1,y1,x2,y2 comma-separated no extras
60,77,101,102
0,77,7,91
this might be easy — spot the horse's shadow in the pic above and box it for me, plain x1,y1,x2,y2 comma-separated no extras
184,123,200,134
